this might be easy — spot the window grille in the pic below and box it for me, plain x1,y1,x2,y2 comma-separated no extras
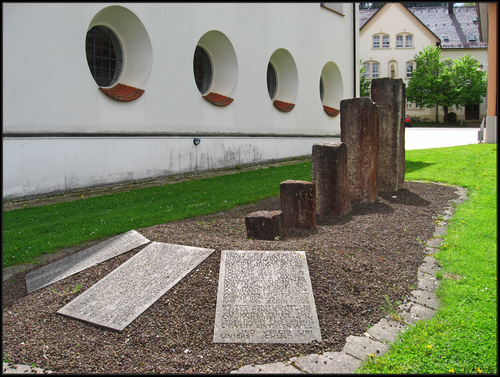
364,63,370,78
406,35,413,47
193,46,212,94
406,62,413,78
373,35,380,48
396,35,403,48
382,35,390,48
86,26,123,87
372,63,379,78
267,63,277,100
319,77,325,102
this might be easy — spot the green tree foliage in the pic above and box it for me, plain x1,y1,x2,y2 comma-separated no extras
406,46,487,123
359,61,371,97
359,3,385,10
452,54,487,111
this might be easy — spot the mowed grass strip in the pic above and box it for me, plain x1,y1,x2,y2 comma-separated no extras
358,143,497,374
3,162,311,268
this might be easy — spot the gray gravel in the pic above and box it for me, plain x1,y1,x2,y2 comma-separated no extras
2,181,459,374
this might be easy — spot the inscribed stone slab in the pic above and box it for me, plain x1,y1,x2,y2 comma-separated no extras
57,242,214,332
214,250,322,343
25,230,150,294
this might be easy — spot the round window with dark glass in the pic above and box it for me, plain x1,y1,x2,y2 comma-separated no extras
86,26,123,87
267,63,277,100
320,76,325,102
193,46,213,95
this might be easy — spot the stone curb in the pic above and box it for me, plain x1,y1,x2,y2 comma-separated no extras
230,184,467,374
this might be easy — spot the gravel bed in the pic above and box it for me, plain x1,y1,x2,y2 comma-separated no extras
2,181,459,374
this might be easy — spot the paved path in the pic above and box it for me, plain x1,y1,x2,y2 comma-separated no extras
405,127,480,150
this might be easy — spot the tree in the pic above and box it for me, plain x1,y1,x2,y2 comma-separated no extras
359,61,371,97
358,3,385,10
406,45,487,123
452,54,487,111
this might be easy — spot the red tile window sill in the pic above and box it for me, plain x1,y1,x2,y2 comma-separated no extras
203,92,234,106
99,84,145,101
273,100,295,112
323,105,340,117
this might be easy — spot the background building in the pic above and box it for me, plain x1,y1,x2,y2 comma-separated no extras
359,3,487,124
3,3,358,199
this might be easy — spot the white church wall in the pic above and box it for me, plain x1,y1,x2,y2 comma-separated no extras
3,3,356,199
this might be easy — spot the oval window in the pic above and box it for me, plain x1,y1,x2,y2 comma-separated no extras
193,46,213,95
85,25,123,87
267,62,277,100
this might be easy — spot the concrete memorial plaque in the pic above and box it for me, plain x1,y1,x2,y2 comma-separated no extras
25,230,150,294
57,242,214,332
214,250,322,343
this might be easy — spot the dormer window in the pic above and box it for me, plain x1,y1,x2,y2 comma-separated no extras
472,16,477,22
467,35,477,42
443,35,449,42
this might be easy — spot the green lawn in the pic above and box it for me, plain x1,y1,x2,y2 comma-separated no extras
2,144,496,374
357,143,497,374
3,159,312,268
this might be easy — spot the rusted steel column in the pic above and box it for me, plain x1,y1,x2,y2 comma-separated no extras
280,180,316,229
340,97,379,204
371,77,406,192
245,210,285,240
311,142,351,216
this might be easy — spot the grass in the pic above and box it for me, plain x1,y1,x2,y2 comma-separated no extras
2,160,312,268
2,144,496,373
357,143,497,374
